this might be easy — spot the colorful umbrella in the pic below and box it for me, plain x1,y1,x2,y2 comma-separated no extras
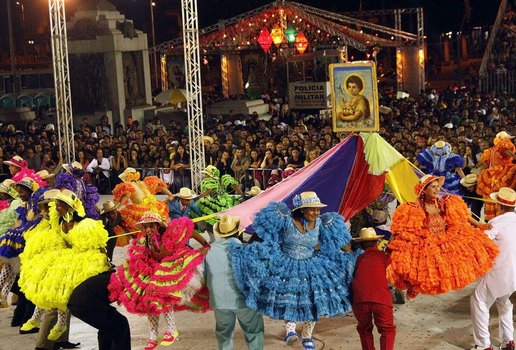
153,89,188,105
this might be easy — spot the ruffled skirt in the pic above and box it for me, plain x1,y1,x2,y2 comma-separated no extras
0,220,38,258
196,195,240,225
230,242,356,322
477,164,516,220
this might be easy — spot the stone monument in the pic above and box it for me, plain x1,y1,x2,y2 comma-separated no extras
67,0,155,127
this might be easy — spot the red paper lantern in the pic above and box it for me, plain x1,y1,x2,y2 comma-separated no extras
257,29,272,53
295,32,308,54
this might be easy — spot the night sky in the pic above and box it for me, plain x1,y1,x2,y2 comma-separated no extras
0,0,500,54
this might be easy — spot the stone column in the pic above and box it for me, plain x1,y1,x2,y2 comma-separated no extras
104,51,126,126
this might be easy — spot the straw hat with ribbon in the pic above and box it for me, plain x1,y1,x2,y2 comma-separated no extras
36,170,55,180
213,215,242,238
202,165,220,179
0,179,18,198
415,175,445,197
40,189,61,204
176,187,197,200
4,156,27,168
353,227,384,242
15,177,40,193
118,167,140,182
292,191,327,211
62,161,83,174
460,174,478,187
489,187,516,207
246,186,263,197
136,211,167,229
55,189,86,217
100,200,121,215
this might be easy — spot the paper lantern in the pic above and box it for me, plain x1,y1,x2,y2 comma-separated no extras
257,29,272,53
285,26,297,43
270,25,284,46
295,32,308,54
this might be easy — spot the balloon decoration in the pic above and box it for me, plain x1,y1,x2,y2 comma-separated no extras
257,29,272,53
270,25,284,46
295,32,308,54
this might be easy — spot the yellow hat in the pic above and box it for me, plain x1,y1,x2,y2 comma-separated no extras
15,177,39,193
0,179,18,198
213,215,242,238
55,189,86,217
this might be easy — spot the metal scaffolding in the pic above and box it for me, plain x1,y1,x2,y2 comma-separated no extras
48,0,75,164
181,0,205,190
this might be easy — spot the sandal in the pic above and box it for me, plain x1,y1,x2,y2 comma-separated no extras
144,340,158,350
161,330,179,346
302,338,316,350
284,331,299,345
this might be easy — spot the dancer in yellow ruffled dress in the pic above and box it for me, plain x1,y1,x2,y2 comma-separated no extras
19,189,110,340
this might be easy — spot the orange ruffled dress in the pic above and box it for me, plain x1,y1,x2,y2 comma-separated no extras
477,139,516,220
387,195,499,297
112,176,169,246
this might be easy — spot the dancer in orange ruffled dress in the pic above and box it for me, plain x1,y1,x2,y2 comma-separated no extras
476,131,516,220
388,175,499,298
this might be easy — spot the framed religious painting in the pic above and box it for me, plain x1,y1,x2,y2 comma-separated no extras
329,61,379,132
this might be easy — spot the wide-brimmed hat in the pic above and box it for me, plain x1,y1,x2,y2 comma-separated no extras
213,215,242,237
372,210,388,224
62,161,82,174
136,211,167,228
0,179,18,198
460,174,478,187
118,167,140,182
246,186,263,197
4,156,27,168
55,189,81,210
40,189,61,204
176,187,197,200
15,177,39,193
434,140,447,148
36,170,55,180
202,165,220,179
415,175,445,196
292,191,327,211
495,131,514,140
203,136,214,144
100,200,120,214
489,187,516,207
353,227,384,242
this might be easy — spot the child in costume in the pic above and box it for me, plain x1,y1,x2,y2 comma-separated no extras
108,213,210,350
55,161,100,219
18,189,110,341
352,228,396,350
230,191,357,350
387,175,499,298
416,140,465,195
205,215,264,350
476,131,516,220
4,156,47,188
112,167,173,245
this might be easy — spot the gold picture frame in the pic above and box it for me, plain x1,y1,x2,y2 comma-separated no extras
329,61,379,132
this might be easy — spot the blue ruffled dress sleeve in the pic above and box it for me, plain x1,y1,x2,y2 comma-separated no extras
253,202,290,242
416,149,434,172
445,153,464,171
318,212,350,252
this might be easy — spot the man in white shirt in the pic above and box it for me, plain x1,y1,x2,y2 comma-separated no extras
470,187,516,350
87,149,111,194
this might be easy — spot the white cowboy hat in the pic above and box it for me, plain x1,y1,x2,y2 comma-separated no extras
100,200,121,214
213,215,242,238
176,187,197,200
353,227,384,242
496,131,515,140
118,167,140,181
245,186,262,197
136,211,167,228
36,169,55,179
62,161,83,174
489,187,516,207
460,174,478,187
292,191,327,211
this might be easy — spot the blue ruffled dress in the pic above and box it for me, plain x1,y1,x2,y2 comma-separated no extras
230,202,357,322
416,146,464,195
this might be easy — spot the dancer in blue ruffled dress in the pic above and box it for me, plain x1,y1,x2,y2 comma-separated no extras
230,191,357,350
416,140,465,194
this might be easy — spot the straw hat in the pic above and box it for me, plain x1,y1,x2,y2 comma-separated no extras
118,167,140,182
292,191,327,211
372,210,388,224
36,170,55,180
176,187,197,200
460,174,478,187
495,131,515,140
489,187,516,207
203,136,214,144
136,211,167,228
15,177,39,193
415,175,445,196
353,227,384,242
245,186,262,197
62,161,83,174
100,200,121,214
213,215,242,238
0,179,18,198
434,140,447,148
39,189,61,204
202,165,220,179
4,155,27,168
55,189,80,209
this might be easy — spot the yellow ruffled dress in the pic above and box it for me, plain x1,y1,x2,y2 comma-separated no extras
20,204,110,310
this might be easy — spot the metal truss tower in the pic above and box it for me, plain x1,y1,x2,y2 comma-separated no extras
181,0,205,190
48,0,75,163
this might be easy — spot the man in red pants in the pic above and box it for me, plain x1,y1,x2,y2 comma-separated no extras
351,227,396,350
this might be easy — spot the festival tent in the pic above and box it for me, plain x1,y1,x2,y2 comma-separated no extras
223,133,419,229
